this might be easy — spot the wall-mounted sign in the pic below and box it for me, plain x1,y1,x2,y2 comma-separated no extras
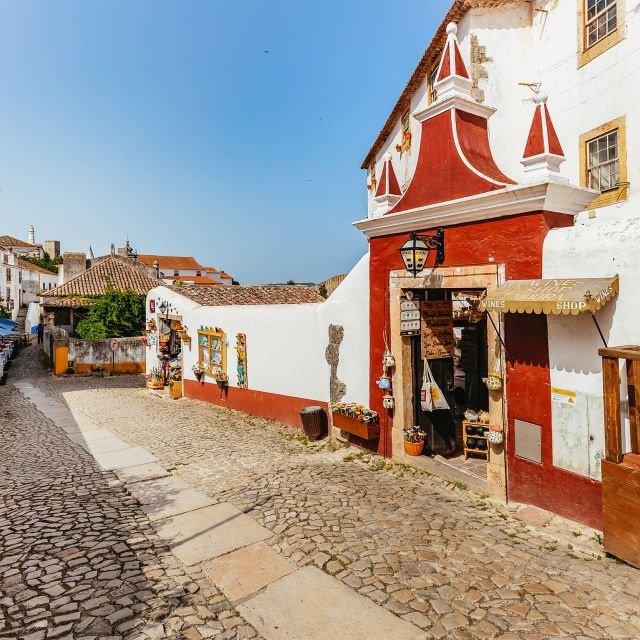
421,300,454,359
149,299,156,313
400,298,421,336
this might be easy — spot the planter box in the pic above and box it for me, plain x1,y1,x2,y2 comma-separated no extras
169,380,182,399
331,412,380,440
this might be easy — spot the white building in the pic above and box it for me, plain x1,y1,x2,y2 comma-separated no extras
137,254,234,286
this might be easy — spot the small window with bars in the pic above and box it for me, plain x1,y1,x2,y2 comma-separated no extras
428,67,439,104
587,130,620,192
585,0,617,48
401,110,411,151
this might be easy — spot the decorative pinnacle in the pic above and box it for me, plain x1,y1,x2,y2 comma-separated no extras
384,151,392,161
446,22,458,36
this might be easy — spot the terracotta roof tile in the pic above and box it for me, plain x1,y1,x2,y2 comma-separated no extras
219,271,233,279
17,258,57,276
361,0,521,169
0,235,37,248
45,255,161,300
171,284,323,306
42,297,89,308
163,275,222,285
137,254,205,270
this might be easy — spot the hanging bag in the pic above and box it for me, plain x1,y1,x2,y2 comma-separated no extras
420,359,450,412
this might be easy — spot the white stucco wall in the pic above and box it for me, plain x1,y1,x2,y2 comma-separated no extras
146,253,371,408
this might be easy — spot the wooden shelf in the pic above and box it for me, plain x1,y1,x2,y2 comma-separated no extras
463,420,489,460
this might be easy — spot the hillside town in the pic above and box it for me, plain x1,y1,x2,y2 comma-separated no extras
2,1,640,639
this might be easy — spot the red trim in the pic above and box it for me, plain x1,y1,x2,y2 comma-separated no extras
455,111,515,184
388,111,508,214
183,379,327,428
453,41,469,79
375,163,388,197
387,160,402,196
524,105,545,158
436,46,451,82
544,105,564,156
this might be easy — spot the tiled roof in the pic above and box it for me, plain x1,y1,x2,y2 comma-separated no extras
204,266,219,273
163,275,222,285
0,235,37,248
361,0,521,169
42,297,89,308
219,272,233,279
137,254,204,270
45,255,161,299
17,258,57,276
172,284,324,306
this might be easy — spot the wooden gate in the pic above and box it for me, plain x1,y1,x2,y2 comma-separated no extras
599,345,640,567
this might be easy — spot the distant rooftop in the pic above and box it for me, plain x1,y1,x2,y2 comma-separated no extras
0,235,38,249
171,284,324,307
137,254,204,271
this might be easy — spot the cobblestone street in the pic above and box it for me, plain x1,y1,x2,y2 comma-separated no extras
3,347,640,639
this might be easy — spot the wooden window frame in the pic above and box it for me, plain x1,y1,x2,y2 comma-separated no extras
401,110,411,152
577,0,624,68
197,328,227,377
579,116,628,209
427,66,439,105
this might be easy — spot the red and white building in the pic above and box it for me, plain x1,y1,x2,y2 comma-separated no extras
137,255,234,286
357,0,640,529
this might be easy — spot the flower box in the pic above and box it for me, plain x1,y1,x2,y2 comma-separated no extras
331,412,380,440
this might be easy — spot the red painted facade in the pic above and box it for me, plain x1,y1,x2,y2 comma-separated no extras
184,379,327,429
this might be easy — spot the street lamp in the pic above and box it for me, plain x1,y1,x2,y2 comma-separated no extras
399,229,445,276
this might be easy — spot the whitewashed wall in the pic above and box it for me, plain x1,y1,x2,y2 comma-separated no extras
146,253,371,407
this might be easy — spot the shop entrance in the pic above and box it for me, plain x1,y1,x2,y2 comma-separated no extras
157,316,183,396
408,288,490,483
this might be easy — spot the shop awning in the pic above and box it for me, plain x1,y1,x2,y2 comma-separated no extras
480,276,619,315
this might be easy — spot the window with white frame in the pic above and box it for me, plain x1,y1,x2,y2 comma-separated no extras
585,0,617,48
429,67,438,104
587,129,620,192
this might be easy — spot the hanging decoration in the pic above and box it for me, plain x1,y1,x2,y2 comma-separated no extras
235,333,248,389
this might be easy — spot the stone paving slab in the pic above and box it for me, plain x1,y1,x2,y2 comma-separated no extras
67,428,117,442
155,503,272,565
114,462,170,484
126,475,213,521
92,445,157,470
206,541,296,601
72,434,133,455
239,566,426,640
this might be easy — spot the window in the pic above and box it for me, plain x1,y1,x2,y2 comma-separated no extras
6,269,10,283
585,0,617,47
401,110,411,152
578,0,624,67
587,130,619,192
197,328,227,378
173,270,179,277
196,270,201,276
428,67,439,104
579,116,628,208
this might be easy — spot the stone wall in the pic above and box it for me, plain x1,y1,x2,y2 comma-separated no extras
61,336,145,375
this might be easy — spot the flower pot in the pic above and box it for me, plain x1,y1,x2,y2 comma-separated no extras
404,440,424,456
216,379,228,389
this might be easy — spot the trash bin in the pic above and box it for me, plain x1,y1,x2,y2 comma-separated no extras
299,406,327,441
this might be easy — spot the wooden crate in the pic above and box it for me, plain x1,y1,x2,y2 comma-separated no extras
331,412,380,440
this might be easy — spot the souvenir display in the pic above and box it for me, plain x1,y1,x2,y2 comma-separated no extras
197,327,227,379
421,300,455,360
421,359,449,412
235,333,248,389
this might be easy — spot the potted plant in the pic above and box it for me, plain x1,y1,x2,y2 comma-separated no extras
403,426,426,456
215,371,228,389
192,364,205,382
146,367,164,390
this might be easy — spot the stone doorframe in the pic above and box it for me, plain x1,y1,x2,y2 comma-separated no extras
388,264,507,500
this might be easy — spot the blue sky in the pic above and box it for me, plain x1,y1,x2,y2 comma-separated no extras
0,0,451,284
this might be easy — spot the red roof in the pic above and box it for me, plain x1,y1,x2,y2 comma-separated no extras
137,254,204,270
435,24,470,81
163,275,222,285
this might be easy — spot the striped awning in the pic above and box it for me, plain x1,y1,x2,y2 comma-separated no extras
480,276,619,315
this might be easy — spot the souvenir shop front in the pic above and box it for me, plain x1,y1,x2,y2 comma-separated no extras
354,24,602,514
145,297,184,399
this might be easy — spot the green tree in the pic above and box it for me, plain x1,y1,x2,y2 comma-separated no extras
0,303,9,319
21,252,62,274
75,288,145,340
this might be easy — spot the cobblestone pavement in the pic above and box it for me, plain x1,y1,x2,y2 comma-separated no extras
6,346,640,639
0,349,261,640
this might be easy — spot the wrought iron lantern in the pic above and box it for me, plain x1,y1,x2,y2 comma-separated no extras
399,229,445,276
